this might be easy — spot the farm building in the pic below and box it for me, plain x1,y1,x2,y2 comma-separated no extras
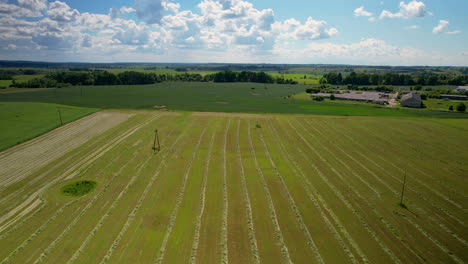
310,91,394,104
440,94,467,100
400,93,422,108
456,86,468,92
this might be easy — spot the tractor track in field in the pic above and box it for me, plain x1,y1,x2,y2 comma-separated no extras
99,116,191,264
155,122,210,264
1,199,82,264
315,120,467,246
285,118,402,264
296,118,465,263
246,120,292,264
220,118,231,264
266,119,367,264
33,142,145,264
0,112,132,187
66,155,154,264
328,120,466,228
255,119,324,264
23,114,161,264
0,125,137,240
190,120,220,264
235,118,260,264
351,120,465,200
0,114,160,233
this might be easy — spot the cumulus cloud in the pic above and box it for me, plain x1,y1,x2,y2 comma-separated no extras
17,0,47,12
286,17,338,40
432,20,460,34
113,21,151,45
0,0,340,61
47,1,79,22
109,6,135,20
273,38,430,65
354,6,372,17
379,0,428,19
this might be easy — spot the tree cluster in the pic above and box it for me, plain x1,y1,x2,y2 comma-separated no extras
205,70,297,84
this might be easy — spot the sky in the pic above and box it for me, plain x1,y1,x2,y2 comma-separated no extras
0,0,467,66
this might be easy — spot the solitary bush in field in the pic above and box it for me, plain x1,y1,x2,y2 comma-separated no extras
330,94,336,100
449,105,453,111
62,180,96,196
312,96,324,101
456,103,466,112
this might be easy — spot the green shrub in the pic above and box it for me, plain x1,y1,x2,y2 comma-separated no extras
61,180,97,196
456,102,466,112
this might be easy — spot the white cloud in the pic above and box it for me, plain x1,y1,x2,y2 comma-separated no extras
405,25,419,29
109,6,135,19
354,6,372,17
379,0,428,19
279,17,338,40
47,1,79,22
273,38,431,65
17,0,47,12
446,30,461,35
433,20,448,34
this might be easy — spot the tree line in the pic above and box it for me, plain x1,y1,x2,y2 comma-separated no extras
12,70,297,88
322,72,468,86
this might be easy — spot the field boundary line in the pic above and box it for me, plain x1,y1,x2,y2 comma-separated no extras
235,118,260,264
246,120,292,264
266,118,367,264
99,116,193,264
255,119,324,264
220,118,231,264
155,122,210,264
190,119,221,264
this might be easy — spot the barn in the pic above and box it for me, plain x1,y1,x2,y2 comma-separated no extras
400,93,422,108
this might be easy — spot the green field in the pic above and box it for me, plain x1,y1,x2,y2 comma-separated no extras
0,82,466,118
0,111,466,263
0,102,98,150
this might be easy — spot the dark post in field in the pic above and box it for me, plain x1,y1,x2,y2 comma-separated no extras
153,129,160,152
57,107,63,126
399,170,407,207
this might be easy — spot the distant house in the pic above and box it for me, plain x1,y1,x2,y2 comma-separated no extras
440,94,467,100
456,86,468,92
400,93,422,108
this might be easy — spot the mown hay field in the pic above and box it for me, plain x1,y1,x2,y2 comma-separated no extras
0,111,466,263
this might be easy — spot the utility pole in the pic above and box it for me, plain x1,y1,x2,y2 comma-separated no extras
57,107,63,126
153,129,160,152
400,170,407,206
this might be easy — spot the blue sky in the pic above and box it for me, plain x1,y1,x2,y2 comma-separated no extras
0,0,466,65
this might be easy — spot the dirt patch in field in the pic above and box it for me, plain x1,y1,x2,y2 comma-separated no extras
0,111,133,187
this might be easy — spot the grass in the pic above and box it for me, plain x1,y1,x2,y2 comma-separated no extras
0,82,466,118
61,180,97,196
0,112,466,263
0,102,99,151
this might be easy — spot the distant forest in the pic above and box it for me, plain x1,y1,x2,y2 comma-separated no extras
9,70,297,88
323,72,468,86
